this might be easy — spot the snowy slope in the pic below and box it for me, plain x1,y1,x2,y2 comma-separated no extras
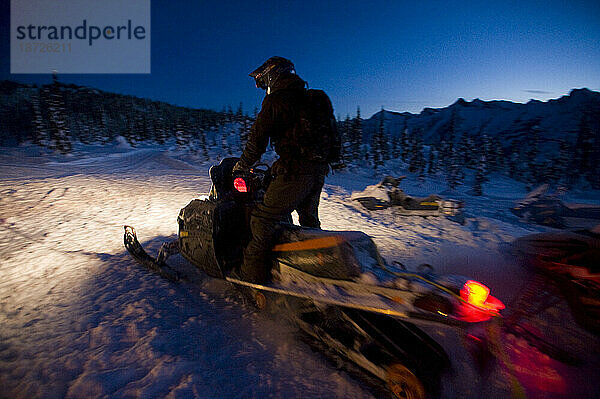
1,143,599,398
362,88,600,150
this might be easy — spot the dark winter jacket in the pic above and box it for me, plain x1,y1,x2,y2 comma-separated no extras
238,74,331,176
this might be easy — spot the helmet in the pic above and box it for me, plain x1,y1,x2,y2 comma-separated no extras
249,56,295,91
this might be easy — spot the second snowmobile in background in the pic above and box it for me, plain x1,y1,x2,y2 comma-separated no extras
350,176,464,221
124,158,505,398
512,184,600,229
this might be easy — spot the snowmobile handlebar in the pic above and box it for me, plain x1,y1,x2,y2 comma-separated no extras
208,157,273,201
231,162,272,201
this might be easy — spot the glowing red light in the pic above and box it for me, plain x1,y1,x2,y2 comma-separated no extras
461,280,490,307
457,280,505,322
233,177,247,193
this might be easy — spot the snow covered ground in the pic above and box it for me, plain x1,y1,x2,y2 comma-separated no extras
1,142,599,398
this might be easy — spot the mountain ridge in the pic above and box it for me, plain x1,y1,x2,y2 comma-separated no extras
362,88,600,151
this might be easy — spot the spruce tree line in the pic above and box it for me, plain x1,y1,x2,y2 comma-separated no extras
2,78,598,190
335,106,600,193
0,76,251,157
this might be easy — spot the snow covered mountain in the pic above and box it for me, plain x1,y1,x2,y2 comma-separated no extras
362,88,600,150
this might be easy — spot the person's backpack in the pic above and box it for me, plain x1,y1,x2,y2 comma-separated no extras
292,89,341,164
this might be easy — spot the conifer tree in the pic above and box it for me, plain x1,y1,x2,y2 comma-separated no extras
525,125,541,187
236,102,243,121
47,71,71,153
427,145,437,175
175,118,189,148
349,106,363,164
547,140,572,185
458,135,476,167
391,133,401,159
239,112,251,150
92,104,108,143
590,122,600,189
441,109,457,160
508,151,520,180
418,162,426,183
133,108,149,142
192,126,209,159
341,114,352,163
226,104,233,122
574,114,595,185
382,116,391,162
472,155,488,196
400,127,410,162
371,108,387,171
487,136,504,172
408,133,424,174
31,90,46,145
361,143,370,162
446,147,464,190
153,104,167,144
220,122,231,154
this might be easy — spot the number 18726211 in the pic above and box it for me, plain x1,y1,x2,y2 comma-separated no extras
19,42,72,53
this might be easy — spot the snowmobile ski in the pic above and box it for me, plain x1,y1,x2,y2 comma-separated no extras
124,225,181,282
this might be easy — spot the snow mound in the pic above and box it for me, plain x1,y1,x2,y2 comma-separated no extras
115,135,133,150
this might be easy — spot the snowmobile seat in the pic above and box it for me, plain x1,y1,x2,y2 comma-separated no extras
272,226,385,280
403,195,440,209
389,189,439,209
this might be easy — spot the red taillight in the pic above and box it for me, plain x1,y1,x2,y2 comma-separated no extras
460,280,505,312
233,177,248,193
457,280,505,322
461,280,489,307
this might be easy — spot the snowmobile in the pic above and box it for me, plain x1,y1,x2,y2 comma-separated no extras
500,227,600,366
510,228,600,336
350,176,464,220
511,184,600,229
124,157,505,398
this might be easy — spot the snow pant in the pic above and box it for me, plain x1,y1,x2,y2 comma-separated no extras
240,173,326,283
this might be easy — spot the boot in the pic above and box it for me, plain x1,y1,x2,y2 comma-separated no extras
239,255,270,284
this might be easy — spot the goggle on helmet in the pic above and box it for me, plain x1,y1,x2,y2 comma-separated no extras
249,56,295,90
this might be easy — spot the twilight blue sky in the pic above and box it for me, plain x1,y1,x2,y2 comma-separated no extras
1,0,599,118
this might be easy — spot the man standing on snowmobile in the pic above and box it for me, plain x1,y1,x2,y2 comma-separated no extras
233,56,340,283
